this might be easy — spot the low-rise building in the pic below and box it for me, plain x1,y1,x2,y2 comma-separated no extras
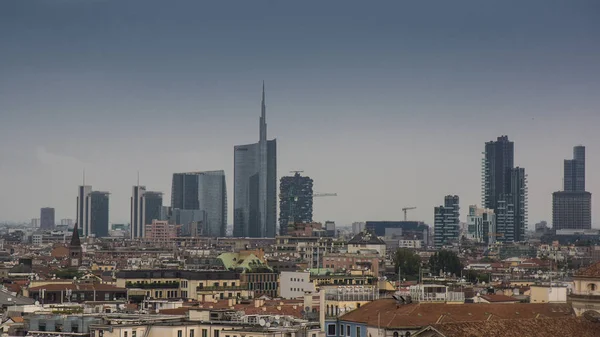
568,261,600,315
280,271,315,299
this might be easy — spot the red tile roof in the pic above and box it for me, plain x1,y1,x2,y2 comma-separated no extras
428,317,600,337
340,299,574,328
575,261,600,278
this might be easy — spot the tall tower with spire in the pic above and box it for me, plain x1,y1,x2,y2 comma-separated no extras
233,83,277,237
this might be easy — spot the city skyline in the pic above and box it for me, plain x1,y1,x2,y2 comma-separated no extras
1,1,599,227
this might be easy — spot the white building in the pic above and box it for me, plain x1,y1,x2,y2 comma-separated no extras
467,205,496,245
279,271,314,299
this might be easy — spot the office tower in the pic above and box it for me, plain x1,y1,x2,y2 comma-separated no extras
482,136,528,242
279,172,314,235
564,145,585,192
130,185,163,239
88,191,109,237
76,185,92,235
40,207,55,230
467,205,496,245
170,171,227,237
233,83,277,238
552,146,592,230
434,195,460,249
352,222,366,234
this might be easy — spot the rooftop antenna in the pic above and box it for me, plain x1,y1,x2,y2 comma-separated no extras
82,169,86,186
137,170,140,186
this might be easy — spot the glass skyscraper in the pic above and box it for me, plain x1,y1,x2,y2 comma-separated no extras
130,186,163,238
170,170,227,237
233,84,277,238
553,145,591,230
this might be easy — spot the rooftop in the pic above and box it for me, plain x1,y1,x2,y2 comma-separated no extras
340,299,574,328
423,316,600,337
575,261,600,278
348,231,385,245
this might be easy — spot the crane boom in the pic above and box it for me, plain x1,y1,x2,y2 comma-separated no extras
402,207,417,221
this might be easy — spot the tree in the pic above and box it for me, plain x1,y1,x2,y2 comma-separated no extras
393,248,421,279
429,250,463,276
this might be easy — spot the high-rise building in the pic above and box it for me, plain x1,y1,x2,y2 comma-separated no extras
76,185,92,235
482,136,528,242
279,172,314,235
564,145,586,192
553,146,591,230
40,207,55,230
76,185,109,237
233,83,277,238
467,205,496,245
434,195,460,249
31,218,41,228
88,191,109,238
130,185,163,239
60,219,74,227
170,171,227,237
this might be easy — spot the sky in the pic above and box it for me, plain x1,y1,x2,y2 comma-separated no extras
1,0,600,228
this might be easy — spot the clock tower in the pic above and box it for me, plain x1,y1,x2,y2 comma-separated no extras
69,222,82,267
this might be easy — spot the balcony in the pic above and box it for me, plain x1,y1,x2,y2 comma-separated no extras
568,293,600,302
126,281,180,289
196,285,248,292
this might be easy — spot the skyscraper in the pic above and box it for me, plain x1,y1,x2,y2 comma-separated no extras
76,185,109,237
279,172,314,235
40,207,55,230
130,185,163,239
76,185,92,236
564,145,586,192
482,136,528,242
88,191,109,237
170,171,227,237
233,83,277,238
553,146,592,230
434,195,460,249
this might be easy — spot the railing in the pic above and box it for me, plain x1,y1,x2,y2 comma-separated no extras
568,293,600,301
196,285,248,291
126,282,180,289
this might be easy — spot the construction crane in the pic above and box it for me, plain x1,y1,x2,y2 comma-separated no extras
402,207,417,221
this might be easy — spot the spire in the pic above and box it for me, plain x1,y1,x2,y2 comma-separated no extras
260,81,267,141
82,169,86,186
70,221,81,247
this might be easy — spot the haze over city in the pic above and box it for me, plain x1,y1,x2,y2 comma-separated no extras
1,0,599,227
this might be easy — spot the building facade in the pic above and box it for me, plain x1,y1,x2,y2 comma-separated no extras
233,84,277,238
365,221,430,246
279,172,314,235
434,195,460,249
466,205,496,245
171,171,227,237
131,186,164,238
145,220,179,243
482,136,528,242
88,191,109,237
40,207,55,230
76,185,92,236
553,146,592,230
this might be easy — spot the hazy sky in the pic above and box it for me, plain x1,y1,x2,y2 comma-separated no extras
1,0,599,228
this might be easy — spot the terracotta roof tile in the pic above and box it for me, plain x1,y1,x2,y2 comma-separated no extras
480,294,520,303
575,261,600,278
430,317,600,337
340,299,574,328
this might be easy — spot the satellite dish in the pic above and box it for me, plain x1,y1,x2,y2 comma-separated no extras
34,301,40,305
259,319,266,326
266,322,271,328
274,315,280,321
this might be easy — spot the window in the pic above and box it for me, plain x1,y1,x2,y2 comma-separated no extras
347,325,350,336
177,331,183,337
215,330,220,337
341,324,345,336
356,327,360,337
328,324,336,336
132,332,137,337
202,329,208,337
105,293,110,301
393,332,399,337
124,332,128,337
588,283,597,292
190,330,195,337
